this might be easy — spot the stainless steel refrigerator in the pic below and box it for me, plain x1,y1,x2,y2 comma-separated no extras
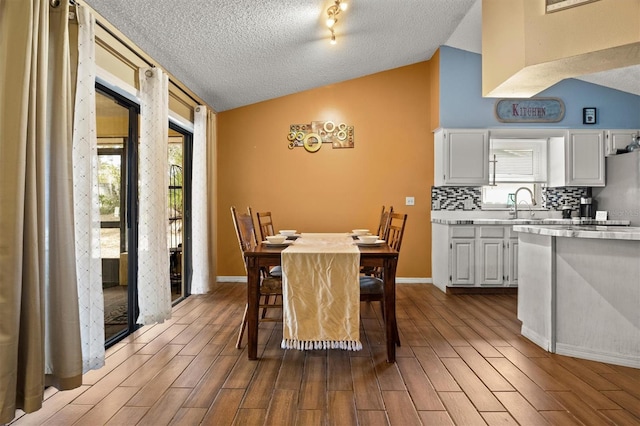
593,150,640,226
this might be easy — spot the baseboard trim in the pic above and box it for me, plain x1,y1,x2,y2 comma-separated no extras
446,286,518,295
521,326,552,352
216,276,433,284
397,278,432,284
555,343,640,369
216,276,247,283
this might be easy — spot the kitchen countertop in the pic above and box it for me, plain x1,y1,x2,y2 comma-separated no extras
431,218,631,226
513,224,640,241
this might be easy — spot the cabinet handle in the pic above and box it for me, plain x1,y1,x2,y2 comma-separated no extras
489,154,497,186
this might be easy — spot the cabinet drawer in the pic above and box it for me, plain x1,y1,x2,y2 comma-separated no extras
451,227,475,238
478,226,505,238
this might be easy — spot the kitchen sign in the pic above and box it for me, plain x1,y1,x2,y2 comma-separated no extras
494,98,565,123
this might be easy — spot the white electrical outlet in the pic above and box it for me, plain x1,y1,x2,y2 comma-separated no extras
406,196,415,206
463,199,473,210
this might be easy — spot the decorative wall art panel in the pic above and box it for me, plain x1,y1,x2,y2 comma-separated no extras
287,121,354,152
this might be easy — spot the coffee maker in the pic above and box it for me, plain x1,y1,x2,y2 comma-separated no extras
579,197,593,219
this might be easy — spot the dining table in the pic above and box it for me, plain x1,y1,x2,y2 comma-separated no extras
244,233,399,363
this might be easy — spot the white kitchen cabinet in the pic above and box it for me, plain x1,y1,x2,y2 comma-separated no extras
434,128,489,186
548,130,605,187
450,227,475,285
605,130,639,156
432,224,517,289
477,226,505,286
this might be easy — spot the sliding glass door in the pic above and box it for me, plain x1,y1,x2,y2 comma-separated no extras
96,83,193,345
96,86,139,344
168,124,193,301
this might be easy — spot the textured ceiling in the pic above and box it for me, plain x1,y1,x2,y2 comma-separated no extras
84,0,639,112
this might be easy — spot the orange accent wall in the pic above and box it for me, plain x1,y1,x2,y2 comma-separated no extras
217,61,437,279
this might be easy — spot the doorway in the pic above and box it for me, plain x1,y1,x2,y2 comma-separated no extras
168,124,193,301
96,86,139,344
96,84,194,345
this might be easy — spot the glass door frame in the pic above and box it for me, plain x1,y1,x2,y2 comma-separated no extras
168,122,193,299
96,83,141,347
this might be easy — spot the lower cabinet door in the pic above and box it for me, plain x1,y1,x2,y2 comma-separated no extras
450,239,475,285
478,238,504,286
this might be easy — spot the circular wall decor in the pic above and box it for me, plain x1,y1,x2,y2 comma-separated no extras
323,121,335,133
303,132,322,152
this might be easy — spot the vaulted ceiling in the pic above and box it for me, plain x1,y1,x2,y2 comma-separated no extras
84,0,640,112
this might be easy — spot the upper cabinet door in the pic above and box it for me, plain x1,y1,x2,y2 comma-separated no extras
435,129,489,186
548,130,605,187
567,130,605,187
605,130,640,156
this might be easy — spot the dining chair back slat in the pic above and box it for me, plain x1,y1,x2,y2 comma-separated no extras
256,211,275,242
231,206,257,267
376,205,394,241
386,212,407,252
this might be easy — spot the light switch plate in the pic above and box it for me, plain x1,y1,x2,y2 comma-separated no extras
405,196,415,206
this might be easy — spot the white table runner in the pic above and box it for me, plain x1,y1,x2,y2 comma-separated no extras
281,233,362,351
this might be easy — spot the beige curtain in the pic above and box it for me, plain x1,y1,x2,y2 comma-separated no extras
0,0,83,423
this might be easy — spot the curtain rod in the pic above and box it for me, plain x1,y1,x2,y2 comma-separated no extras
71,0,205,108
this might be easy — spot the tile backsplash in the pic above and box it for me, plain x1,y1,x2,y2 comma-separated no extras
431,186,590,211
431,187,481,210
543,186,590,210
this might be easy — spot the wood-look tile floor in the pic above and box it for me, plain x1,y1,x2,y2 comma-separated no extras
11,283,640,425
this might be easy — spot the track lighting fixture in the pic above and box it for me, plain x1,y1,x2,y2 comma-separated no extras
326,0,347,45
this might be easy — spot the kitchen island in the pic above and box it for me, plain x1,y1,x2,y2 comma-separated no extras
513,224,640,368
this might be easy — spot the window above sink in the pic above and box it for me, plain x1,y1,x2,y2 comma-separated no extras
490,138,548,183
484,137,547,209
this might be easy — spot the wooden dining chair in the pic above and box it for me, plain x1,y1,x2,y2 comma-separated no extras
255,210,282,277
363,205,394,276
385,212,407,252
231,206,283,349
256,210,275,242
360,211,407,346
376,205,394,241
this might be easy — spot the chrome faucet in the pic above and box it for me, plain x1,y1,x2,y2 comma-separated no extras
510,187,537,219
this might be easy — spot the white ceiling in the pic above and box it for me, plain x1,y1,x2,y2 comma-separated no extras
84,0,639,112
